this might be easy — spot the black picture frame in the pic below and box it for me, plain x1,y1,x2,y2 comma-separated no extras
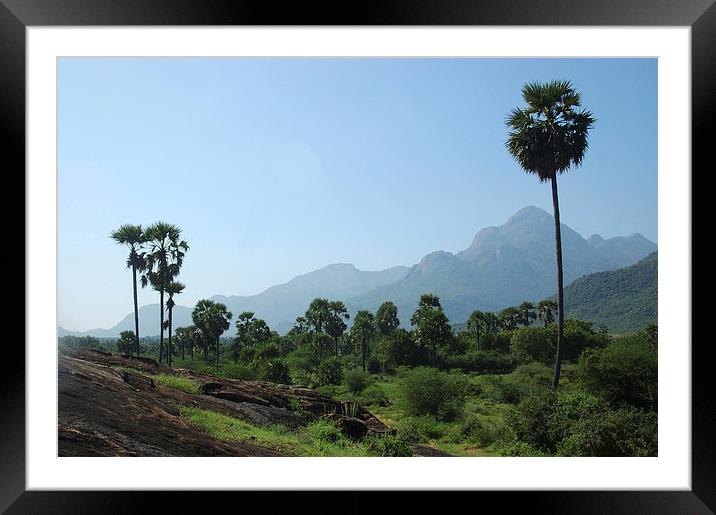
2,1,713,512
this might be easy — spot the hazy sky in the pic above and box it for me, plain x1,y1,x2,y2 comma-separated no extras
58,57,657,331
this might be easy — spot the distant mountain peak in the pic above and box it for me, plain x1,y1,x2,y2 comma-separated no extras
507,205,552,221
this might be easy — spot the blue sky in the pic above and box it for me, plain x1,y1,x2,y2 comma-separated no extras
58,58,657,331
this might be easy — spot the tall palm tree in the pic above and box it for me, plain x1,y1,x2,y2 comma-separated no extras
164,281,185,367
141,222,189,364
506,80,594,390
467,310,485,350
110,224,146,357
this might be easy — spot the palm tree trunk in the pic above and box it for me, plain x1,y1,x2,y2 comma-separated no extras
159,288,164,364
132,264,140,357
168,305,173,367
362,340,366,372
550,175,565,391
216,336,220,371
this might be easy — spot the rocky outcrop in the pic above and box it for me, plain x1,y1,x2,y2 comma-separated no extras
58,345,394,456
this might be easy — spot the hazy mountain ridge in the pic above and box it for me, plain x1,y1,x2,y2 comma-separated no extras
60,206,656,337
347,206,656,325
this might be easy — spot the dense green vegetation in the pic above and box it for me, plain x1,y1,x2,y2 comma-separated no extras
561,252,657,333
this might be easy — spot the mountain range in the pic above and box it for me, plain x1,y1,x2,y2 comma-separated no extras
59,206,656,338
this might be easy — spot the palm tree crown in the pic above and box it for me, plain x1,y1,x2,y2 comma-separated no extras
506,80,594,181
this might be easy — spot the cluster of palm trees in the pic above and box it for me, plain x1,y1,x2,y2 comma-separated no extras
467,299,557,347
110,222,189,366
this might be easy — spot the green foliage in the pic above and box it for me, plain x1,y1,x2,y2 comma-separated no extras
355,384,390,408
510,321,607,364
556,407,657,457
410,294,453,366
116,331,136,355
443,349,517,374
344,369,369,394
396,415,450,443
306,420,342,443
506,388,653,456
59,335,107,351
399,367,468,421
152,373,201,394
510,326,554,363
315,357,343,387
375,301,400,336
578,327,658,410
374,329,428,372
365,433,412,457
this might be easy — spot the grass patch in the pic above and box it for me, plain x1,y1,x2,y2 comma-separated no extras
180,407,370,456
152,373,201,394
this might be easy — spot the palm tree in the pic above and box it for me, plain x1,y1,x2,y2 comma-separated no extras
110,224,146,357
192,299,232,370
141,222,189,364
518,301,536,327
506,80,594,390
537,300,557,327
164,281,185,367
467,310,485,350
350,310,376,371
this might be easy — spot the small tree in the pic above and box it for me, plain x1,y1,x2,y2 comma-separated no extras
375,301,400,337
410,294,452,367
116,330,136,357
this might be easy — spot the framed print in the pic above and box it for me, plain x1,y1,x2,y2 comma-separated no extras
2,0,714,512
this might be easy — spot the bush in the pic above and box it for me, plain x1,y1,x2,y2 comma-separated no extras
396,415,448,443
449,413,502,446
220,362,257,380
510,327,554,364
510,321,608,364
344,369,369,394
366,355,381,374
578,329,657,411
365,433,412,457
314,357,343,387
356,384,390,407
557,407,657,457
307,420,342,443
507,389,653,455
399,367,468,421
257,359,291,384
499,441,550,457
443,350,517,374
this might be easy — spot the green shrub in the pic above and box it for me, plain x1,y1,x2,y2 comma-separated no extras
556,407,657,457
499,441,550,457
366,355,381,374
578,330,657,411
306,420,342,443
443,350,517,374
356,384,390,407
220,362,257,380
256,359,291,384
365,433,412,457
399,367,468,421
314,357,343,387
396,415,449,443
344,369,369,394
449,413,502,446
510,327,554,364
